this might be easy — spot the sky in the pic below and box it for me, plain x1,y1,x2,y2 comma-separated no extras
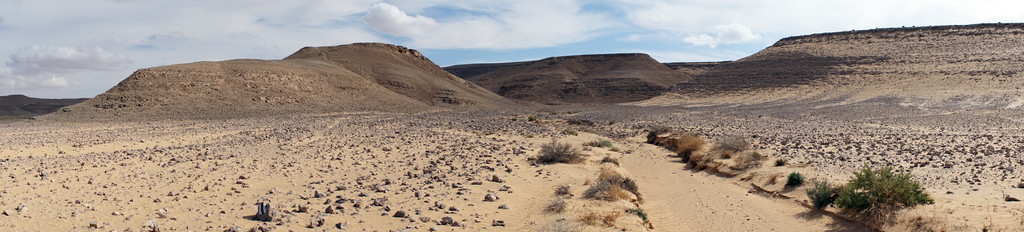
2,0,1024,98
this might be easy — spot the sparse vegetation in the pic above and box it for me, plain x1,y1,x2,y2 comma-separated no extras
600,156,619,166
786,172,805,187
806,180,839,210
766,173,780,185
579,211,619,227
555,184,572,196
528,115,537,122
562,129,578,136
629,208,650,224
833,166,933,214
713,135,750,153
731,152,763,170
775,158,788,166
584,169,641,201
536,140,583,164
675,134,706,163
546,199,567,213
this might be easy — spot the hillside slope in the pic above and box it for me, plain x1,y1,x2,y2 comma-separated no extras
653,23,1024,109
0,95,86,118
48,43,514,121
445,53,694,104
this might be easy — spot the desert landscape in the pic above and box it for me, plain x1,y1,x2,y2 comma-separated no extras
3,23,1024,232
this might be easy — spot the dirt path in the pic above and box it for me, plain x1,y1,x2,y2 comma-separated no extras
619,138,868,231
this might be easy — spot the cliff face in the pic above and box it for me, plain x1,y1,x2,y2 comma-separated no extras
445,53,698,104
48,43,515,121
660,23,1024,108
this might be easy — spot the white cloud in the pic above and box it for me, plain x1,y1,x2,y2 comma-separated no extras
683,34,717,48
682,23,761,48
387,0,614,49
0,66,70,90
362,3,437,37
7,46,131,75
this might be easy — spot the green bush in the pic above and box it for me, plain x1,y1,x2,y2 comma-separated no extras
806,180,838,209
786,172,805,187
599,140,613,148
834,166,934,212
536,140,582,164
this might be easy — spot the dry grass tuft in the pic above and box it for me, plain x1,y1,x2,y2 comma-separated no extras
555,184,572,196
579,211,620,227
584,168,641,201
766,173,781,185
546,199,567,213
536,140,583,164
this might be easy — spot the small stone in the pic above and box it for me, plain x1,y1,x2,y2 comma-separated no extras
484,193,499,202
335,222,348,229
492,220,505,227
448,206,458,212
498,204,509,209
89,221,100,228
440,216,454,225
429,227,439,231
224,226,244,232
112,211,123,216
490,175,504,183
393,210,407,218
2,210,12,216
313,190,327,198
296,204,309,213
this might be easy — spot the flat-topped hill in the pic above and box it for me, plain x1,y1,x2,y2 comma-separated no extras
445,53,696,104
48,43,514,121
656,23,1024,108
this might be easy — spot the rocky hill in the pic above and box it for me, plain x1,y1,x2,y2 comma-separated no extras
0,95,86,119
445,53,696,104
656,23,1024,108
48,43,514,121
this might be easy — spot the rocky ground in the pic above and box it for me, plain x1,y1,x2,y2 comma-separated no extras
2,103,1023,231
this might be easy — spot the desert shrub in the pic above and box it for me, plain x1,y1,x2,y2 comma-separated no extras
714,135,750,153
786,172,805,187
555,184,572,196
732,152,762,170
629,208,649,224
562,129,578,136
775,158,788,167
528,115,537,122
585,171,641,201
806,180,839,210
600,156,619,166
675,134,706,163
646,126,673,144
601,212,620,227
545,199,567,213
579,212,601,225
834,166,934,213
584,140,613,148
537,140,582,164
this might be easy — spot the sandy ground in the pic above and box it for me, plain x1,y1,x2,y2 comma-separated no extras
2,105,1023,231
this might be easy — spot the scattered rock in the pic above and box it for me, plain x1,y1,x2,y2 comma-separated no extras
309,214,326,228
498,204,509,209
484,193,499,202
492,220,505,227
256,198,279,222
440,216,454,225
393,210,407,218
